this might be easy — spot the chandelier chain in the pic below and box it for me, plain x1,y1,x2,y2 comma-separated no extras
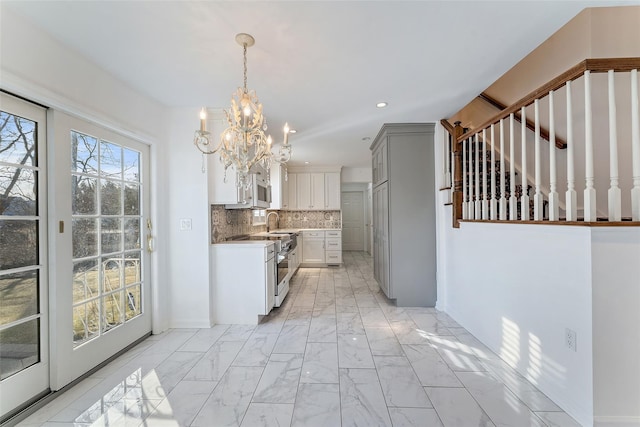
243,43,248,92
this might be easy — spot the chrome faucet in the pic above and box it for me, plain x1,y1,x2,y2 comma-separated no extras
266,211,280,232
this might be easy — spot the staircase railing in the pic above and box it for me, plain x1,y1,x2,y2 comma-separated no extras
443,58,640,228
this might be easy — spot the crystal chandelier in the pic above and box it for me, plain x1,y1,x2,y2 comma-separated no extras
194,33,292,188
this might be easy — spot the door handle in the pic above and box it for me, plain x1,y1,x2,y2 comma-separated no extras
147,218,155,253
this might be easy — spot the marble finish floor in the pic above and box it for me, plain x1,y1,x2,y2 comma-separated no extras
17,252,580,427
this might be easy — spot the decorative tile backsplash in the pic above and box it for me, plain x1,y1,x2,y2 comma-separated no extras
210,205,266,243
271,210,341,230
210,205,341,244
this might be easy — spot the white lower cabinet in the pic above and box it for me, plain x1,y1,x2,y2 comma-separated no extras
299,230,342,266
301,230,325,265
211,242,276,324
325,230,342,265
289,246,300,274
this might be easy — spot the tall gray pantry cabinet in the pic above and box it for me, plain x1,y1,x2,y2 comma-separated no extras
370,123,437,306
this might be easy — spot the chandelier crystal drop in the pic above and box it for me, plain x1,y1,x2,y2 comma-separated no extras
194,33,292,188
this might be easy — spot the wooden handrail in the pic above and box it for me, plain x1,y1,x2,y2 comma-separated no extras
458,57,640,143
440,119,454,135
478,93,567,149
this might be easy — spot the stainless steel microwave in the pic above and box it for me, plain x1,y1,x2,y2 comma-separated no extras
225,172,271,209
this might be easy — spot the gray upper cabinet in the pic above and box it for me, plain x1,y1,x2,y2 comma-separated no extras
370,123,437,307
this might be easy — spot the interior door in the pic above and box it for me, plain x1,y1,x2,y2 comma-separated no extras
50,112,151,389
0,93,49,420
341,191,365,251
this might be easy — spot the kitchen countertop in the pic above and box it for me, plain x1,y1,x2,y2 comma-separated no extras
214,240,275,247
266,228,342,233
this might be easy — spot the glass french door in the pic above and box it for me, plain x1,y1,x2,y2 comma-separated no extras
51,112,151,390
0,93,49,419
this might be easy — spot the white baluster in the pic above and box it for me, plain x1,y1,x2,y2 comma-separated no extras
631,69,640,221
566,80,577,221
608,70,622,221
475,133,481,218
451,137,455,204
462,136,468,219
533,99,544,220
509,113,517,219
468,137,475,219
444,131,452,188
548,90,559,221
499,118,507,220
584,70,597,222
482,128,489,219
520,106,530,220
490,124,497,219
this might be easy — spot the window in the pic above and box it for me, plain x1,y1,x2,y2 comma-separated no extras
253,209,266,225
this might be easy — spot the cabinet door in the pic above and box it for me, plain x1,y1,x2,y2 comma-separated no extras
324,172,341,209
379,183,390,298
265,256,275,313
297,173,311,210
286,173,297,210
310,173,325,210
372,139,388,187
302,238,325,263
373,183,390,297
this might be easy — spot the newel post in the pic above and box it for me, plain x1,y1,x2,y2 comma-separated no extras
452,121,464,228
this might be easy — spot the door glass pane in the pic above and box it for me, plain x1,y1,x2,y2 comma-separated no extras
124,184,139,216
123,148,140,182
0,220,37,269
0,270,38,326
125,285,141,321
0,167,37,216
0,111,36,167
102,291,123,332
73,302,98,344
100,180,122,215
100,142,122,179
124,219,140,251
71,132,143,347
101,218,122,254
72,175,97,215
73,259,99,304
72,218,98,258
102,257,122,293
71,132,98,174
0,319,39,380
124,252,141,286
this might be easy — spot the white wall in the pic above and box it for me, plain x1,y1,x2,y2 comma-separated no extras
443,222,595,426
166,108,213,328
342,167,372,183
0,6,172,333
591,228,640,426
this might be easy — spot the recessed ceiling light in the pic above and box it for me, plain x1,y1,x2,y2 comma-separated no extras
362,137,371,141
289,129,297,134
304,161,310,165
376,102,388,108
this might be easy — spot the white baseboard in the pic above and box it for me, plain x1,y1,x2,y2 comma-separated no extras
595,416,640,427
169,319,214,329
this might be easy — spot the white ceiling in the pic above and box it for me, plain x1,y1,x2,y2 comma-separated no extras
3,1,636,168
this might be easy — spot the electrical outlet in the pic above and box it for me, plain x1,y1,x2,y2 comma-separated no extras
180,218,192,231
565,328,577,352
